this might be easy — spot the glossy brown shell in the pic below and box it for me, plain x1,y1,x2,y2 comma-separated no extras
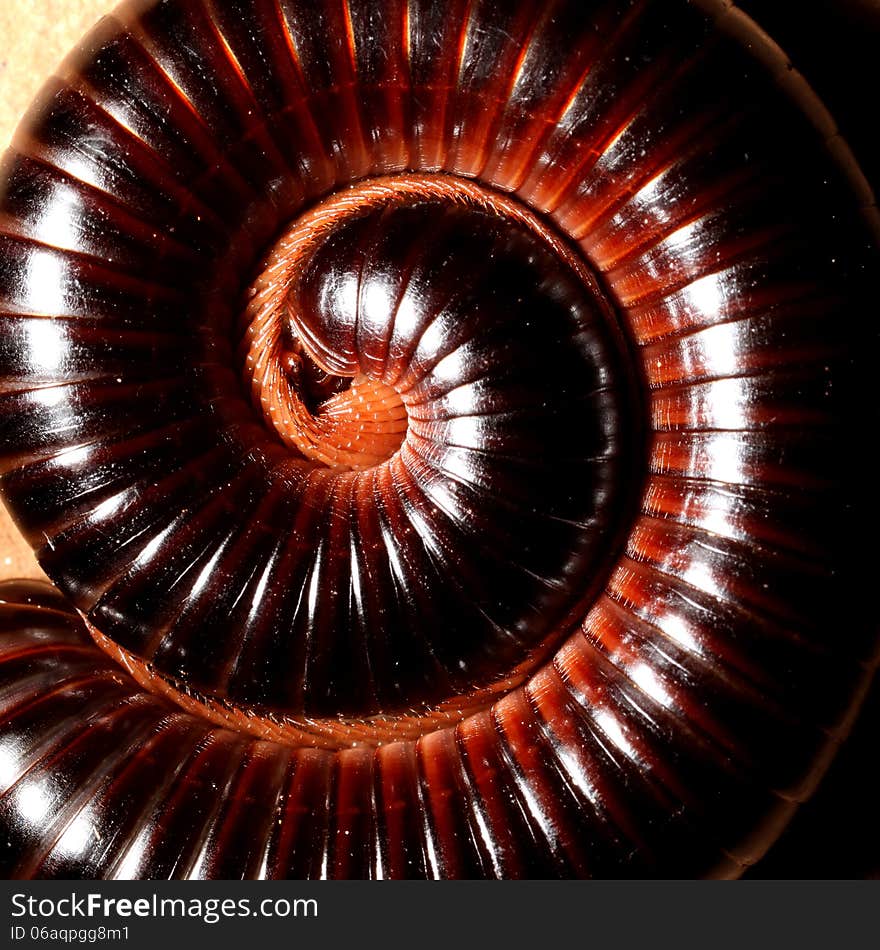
0,0,878,878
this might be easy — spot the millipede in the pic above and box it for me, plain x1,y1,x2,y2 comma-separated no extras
0,0,877,878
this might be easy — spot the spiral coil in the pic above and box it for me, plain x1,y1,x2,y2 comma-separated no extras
0,0,877,878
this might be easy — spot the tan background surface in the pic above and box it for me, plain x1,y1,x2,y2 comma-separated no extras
0,0,113,581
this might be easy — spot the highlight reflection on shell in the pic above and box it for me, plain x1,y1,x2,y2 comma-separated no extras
0,0,877,878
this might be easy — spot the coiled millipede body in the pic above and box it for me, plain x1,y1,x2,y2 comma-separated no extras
0,0,877,878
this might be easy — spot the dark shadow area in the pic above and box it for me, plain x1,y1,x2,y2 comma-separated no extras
736,0,879,879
